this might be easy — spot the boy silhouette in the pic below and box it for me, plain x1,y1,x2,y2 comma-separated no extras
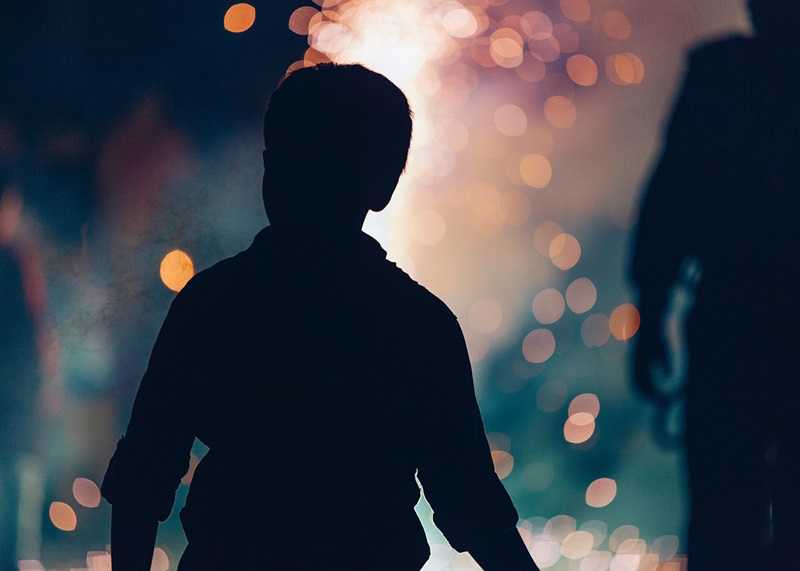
102,64,537,570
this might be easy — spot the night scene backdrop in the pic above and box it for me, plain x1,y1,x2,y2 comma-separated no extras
1,0,751,569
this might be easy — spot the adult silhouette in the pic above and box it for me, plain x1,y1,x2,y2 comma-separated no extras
631,1,800,567
102,64,537,570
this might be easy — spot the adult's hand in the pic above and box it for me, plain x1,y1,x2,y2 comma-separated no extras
633,319,671,402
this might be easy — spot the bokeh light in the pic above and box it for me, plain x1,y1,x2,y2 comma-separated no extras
159,249,195,292
523,328,556,363
559,0,591,23
609,525,640,552
581,313,611,347
86,552,111,571
72,478,101,508
288,7,319,35
534,221,564,256
566,277,597,313
609,303,641,340
491,450,514,479
520,154,553,188
223,3,256,33
549,233,581,270
586,478,618,508
602,10,632,40
151,547,170,571
49,502,77,531
564,412,595,444
494,104,528,137
532,288,566,324
544,95,577,129
569,393,600,419
566,54,599,86
561,530,595,559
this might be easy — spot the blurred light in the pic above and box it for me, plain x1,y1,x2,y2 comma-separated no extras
569,393,600,418
409,209,446,246
469,298,503,333
435,1,478,38
552,23,580,53
490,28,524,68
549,233,581,270
531,541,561,568
87,551,112,571
580,520,608,547
534,221,563,256
652,535,680,561
313,22,353,55
151,548,170,571
288,6,319,35
536,381,568,413
18,562,45,571
560,0,591,23
470,37,497,68
491,450,514,479
159,249,195,292
601,10,632,40
564,412,595,443
618,538,646,554
304,47,330,67
522,328,556,363
606,53,645,85
529,36,561,63
609,526,639,552
581,313,611,347
487,431,511,451
544,96,577,129
494,104,528,137
49,502,77,531
581,552,612,571
224,3,256,33
532,288,565,324
521,460,555,491
515,54,547,82
544,514,577,542
72,478,101,508
520,11,553,40
562,530,594,559
566,277,597,313
519,154,552,188
622,52,645,83
567,55,599,86
610,553,642,571
586,477,617,507
609,303,640,340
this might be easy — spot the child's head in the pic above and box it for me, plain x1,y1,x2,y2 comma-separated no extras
262,63,413,228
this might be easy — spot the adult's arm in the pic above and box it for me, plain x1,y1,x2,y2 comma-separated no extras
631,48,711,400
